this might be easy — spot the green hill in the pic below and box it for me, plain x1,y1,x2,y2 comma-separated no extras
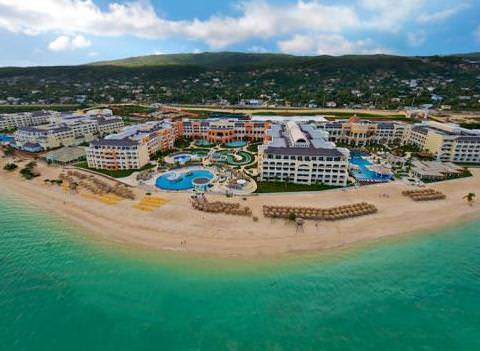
90,52,406,69
91,52,308,68
0,52,479,111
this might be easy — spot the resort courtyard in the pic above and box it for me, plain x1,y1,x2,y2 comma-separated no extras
129,138,259,195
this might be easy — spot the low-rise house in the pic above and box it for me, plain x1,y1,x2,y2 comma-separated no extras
411,160,464,180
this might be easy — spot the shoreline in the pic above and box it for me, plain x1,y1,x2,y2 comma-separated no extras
1,158,480,259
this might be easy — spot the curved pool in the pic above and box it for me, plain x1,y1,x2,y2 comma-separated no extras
350,152,393,182
172,154,192,164
155,169,214,191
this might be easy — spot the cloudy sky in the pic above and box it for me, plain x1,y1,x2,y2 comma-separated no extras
0,0,479,66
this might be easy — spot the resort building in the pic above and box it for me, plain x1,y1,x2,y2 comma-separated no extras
44,146,86,165
104,120,183,156
403,121,480,164
14,114,124,152
182,119,271,143
318,116,407,146
87,139,149,170
411,160,465,181
258,121,350,186
86,120,182,170
14,126,76,152
0,111,56,130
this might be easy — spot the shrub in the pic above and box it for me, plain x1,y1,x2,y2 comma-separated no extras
20,167,39,180
3,163,18,171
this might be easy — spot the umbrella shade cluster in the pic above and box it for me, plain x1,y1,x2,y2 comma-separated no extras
61,171,135,200
192,199,252,217
402,188,446,201
263,202,378,221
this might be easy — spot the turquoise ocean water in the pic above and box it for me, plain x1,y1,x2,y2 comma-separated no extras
1,193,480,351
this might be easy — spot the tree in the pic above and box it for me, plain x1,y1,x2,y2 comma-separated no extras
463,193,476,206
3,163,17,171
2,146,14,157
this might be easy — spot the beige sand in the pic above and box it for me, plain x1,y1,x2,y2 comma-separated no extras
1,158,480,258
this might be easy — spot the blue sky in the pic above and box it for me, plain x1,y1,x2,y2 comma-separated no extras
0,0,479,66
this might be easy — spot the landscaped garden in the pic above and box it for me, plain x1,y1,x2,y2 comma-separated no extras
212,150,254,166
255,181,342,193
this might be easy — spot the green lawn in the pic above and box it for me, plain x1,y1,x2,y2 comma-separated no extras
0,104,85,113
247,143,260,153
255,181,342,193
76,162,155,178
251,111,407,119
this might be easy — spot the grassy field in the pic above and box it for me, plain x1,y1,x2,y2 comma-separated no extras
0,105,85,113
255,181,341,193
76,162,155,178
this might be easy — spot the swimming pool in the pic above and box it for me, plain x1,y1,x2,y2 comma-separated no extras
172,154,192,164
194,139,215,147
213,150,254,166
350,153,393,183
225,140,247,148
155,169,214,191
0,134,14,143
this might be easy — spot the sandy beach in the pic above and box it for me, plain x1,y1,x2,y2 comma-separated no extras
1,157,480,258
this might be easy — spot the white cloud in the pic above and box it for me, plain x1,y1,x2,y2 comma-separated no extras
278,34,389,56
0,0,456,52
359,0,426,32
407,31,426,47
417,3,469,23
48,35,91,51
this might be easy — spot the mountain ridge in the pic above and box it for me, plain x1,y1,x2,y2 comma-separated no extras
88,51,480,69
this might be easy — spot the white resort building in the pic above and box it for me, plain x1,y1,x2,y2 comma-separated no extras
87,139,150,171
0,111,55,131
404,121,480,164
13,114,124,152
86,120,183,170
258,121,350,186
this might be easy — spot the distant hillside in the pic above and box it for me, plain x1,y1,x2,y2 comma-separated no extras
450,52,480,60
0,52,479,111
90,52,304,68
91,52,404,69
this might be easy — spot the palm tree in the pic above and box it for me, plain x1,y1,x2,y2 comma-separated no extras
463,193,476,206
